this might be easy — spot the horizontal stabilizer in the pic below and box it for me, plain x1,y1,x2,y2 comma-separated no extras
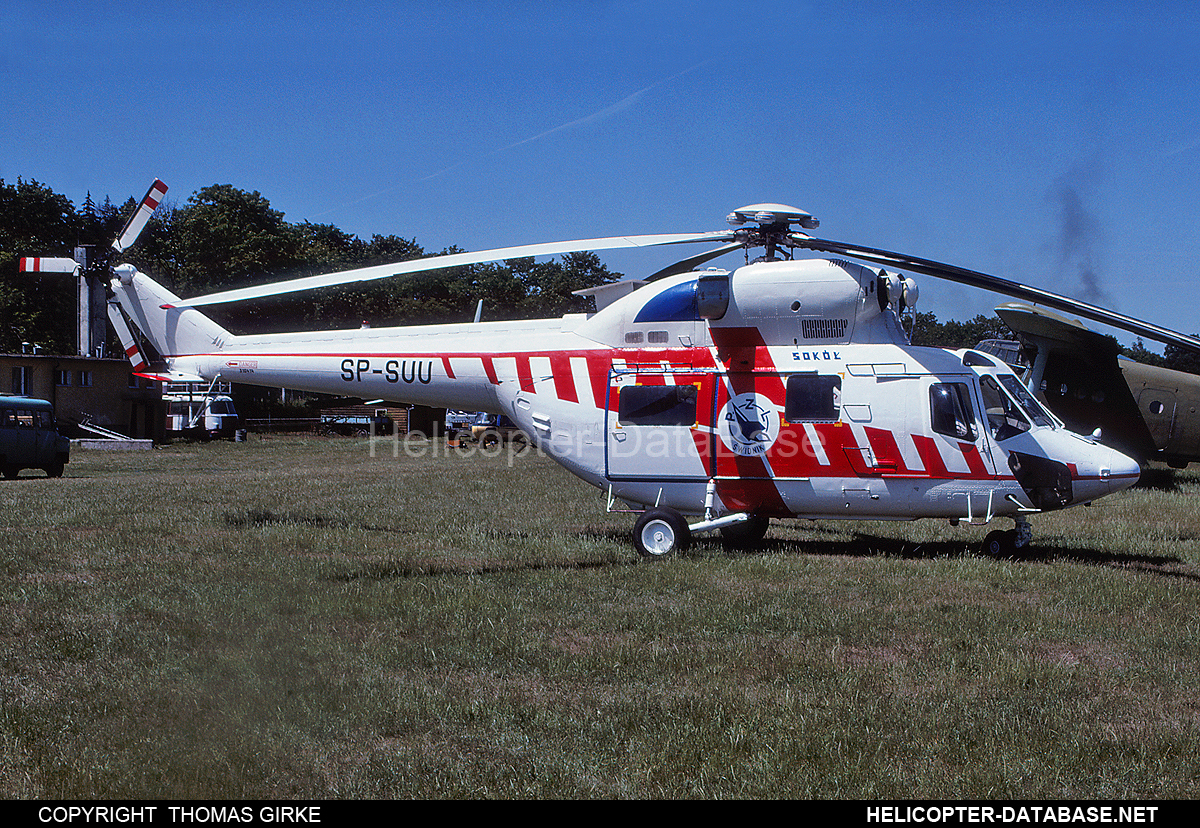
134,369,207,384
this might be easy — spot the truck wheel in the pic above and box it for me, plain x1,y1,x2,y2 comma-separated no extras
633,508,691,557
44,461,64,478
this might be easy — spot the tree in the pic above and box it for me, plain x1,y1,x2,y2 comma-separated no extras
164,184,303,296
1121,339,1167,368
910,311,1012,349
0,176,620,347
1165,340,1200,375
0,178,79,353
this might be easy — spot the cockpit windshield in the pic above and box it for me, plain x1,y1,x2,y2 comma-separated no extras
997,374,1055,428
979,374,1055,441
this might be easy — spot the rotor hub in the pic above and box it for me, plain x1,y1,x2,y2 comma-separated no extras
726,204,819,261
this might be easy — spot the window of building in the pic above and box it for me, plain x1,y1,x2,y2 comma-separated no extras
56,370,71,386
77,370,92,387
10,366,31,395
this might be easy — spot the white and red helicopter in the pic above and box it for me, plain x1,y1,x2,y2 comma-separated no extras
26,184,1200,558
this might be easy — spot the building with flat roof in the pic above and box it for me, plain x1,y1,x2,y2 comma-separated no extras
0,352,164,441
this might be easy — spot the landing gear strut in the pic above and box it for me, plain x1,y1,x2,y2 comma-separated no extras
630,505,767,557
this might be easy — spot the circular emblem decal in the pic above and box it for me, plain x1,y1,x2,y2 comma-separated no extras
719,392,781,456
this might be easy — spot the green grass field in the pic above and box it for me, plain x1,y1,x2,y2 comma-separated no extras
1,435,1198,799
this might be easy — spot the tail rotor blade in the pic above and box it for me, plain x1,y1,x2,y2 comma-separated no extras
19,257,80,273
112,179,169,253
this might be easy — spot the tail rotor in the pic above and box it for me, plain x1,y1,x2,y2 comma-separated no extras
18,179,169,362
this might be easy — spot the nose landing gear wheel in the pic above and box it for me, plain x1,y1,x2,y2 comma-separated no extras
633,508,691,557
982,529,1017,557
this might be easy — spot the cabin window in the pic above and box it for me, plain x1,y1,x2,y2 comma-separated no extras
624,332,644,344
930,382,977,441
617,385,698,427
647,330,670,344
785,374,841,422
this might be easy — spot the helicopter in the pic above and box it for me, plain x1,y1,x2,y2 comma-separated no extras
25,188,1198,558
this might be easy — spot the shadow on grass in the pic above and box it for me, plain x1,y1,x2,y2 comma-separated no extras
611,523,1198,582
235,507,1197,584
698,529,1200,581
223,508,418,536
1134,466,1184,491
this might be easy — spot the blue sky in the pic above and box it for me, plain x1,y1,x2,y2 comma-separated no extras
4,1,1199,347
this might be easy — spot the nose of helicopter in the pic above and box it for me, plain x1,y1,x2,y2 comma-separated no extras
1075,441,1142,503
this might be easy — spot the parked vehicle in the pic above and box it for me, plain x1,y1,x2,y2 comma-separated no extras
165,393,241,440
469,413,529,450
317,407,393,436
444,410,475,443
0,395,71,478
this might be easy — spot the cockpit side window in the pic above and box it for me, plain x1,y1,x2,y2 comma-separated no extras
930,382,977,441
980,375,1031,441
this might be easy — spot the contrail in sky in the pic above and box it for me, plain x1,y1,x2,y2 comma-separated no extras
310,60,711,220
482,60,713,159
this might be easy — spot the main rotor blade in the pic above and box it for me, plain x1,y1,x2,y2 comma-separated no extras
168,231,735,308
644,241,744,282
113,179,169,253
794,235,1200,353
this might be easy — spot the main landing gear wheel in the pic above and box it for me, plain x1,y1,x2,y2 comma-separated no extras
633,508,691,558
